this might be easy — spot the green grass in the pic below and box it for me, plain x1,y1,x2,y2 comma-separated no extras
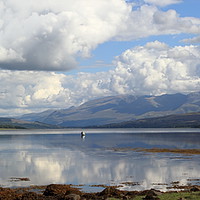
159,191,200,200
107,191,200,200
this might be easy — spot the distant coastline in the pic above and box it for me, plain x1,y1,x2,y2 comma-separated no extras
1,112,200,130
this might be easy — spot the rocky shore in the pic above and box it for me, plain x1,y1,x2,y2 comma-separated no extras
0,184,200,200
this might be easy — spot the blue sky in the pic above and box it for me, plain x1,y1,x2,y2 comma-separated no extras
76,0,200,74
166,0,200,17
0,0,200,116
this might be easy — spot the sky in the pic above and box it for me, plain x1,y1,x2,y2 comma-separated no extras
0,0,200,116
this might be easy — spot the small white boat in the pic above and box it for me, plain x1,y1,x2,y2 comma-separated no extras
81,131,85,137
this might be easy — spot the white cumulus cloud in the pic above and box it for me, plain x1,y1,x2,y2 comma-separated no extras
182,35,200,44
0,0,200,71
114,41,200,95
115,5,200,41
1,41,200,116
144,0,182,7
0,0,130,71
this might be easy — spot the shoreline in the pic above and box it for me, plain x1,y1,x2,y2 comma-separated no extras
1,184,200,200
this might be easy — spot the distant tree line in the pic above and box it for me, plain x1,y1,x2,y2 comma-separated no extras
0,124,26,129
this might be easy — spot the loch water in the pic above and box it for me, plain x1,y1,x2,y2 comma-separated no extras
0,128,200,192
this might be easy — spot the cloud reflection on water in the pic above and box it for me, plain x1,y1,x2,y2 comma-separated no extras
0,130,200,191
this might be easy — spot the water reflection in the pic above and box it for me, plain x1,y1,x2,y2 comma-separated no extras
0,129,200,191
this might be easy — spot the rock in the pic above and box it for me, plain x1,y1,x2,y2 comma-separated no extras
141,189,162,196
122,195,129,200
143,194,160,200
149,189,162,196
146,190,158,196
190,186,200,192
65,188,82,196
43,184,67,196
21,192,41,200
81,193,97,200
125,191,139,199
98,187,124,198
64,194,80,200
43,184,81,197
0,188,20,200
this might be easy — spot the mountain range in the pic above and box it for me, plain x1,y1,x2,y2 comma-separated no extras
18,92,200,127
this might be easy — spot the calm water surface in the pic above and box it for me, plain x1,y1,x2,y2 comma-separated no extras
0,128,200,191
